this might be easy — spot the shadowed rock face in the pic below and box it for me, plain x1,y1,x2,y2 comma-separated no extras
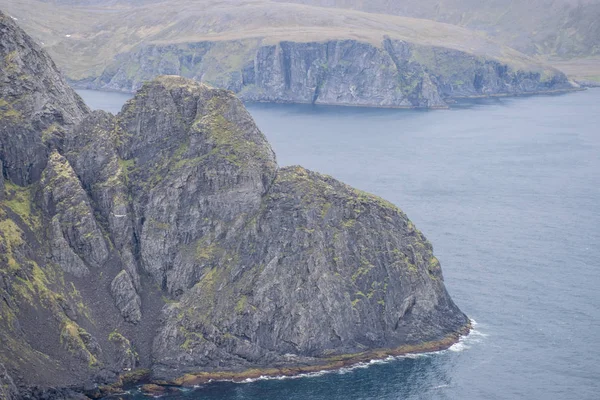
0,12,88,186
0,363,19,400
0,11,468,397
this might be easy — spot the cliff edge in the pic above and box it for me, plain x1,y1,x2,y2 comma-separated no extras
0,12,469,398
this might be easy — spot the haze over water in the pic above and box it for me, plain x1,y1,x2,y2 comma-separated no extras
77,89,600,400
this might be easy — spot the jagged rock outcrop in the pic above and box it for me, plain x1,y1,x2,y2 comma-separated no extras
41,151,110,270
81,37,574,108
152,165,467,376
0,11,141,393
108,330,139,371
116,76,277,295
0,11,469,397
0,12,88,186
62,109,143,318
110,270,142,324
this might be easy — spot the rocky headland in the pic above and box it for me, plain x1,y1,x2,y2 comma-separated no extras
79,38,576,109
0,11,469,399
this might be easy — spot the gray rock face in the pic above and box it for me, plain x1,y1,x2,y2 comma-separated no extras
64,110,142,290
0,12,88,186
80,38,574,108
243,39,445,108
1,13,469,397
152,166,467,375
0,363,19,400
111,270,142,324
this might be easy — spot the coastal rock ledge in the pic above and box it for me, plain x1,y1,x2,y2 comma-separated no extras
0,11,469,398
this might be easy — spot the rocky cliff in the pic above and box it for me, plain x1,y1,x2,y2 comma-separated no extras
0,11,469,398
81,38,574,108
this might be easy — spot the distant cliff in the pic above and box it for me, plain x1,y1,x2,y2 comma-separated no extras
3,0,580,108
0,11,469,398
76,38,575,108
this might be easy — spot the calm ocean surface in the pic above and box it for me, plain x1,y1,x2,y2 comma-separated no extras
76,89,600,400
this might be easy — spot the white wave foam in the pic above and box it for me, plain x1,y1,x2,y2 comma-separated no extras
446,319,488,352
193,319,486,386
432,384,450,389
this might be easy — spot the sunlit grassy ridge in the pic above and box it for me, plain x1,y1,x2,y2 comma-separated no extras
2,0,562,80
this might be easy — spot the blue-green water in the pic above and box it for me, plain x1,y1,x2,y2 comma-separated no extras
77,89,600,400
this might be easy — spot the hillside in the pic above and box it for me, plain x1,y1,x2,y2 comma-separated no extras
1,0,578,108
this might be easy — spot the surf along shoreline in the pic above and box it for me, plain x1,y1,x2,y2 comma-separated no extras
105,320,472,397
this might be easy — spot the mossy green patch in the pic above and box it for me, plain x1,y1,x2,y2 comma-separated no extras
179,323,207,351
2,181,41,231
342,219,356,228
109,330,139,361
235,295,247,314
195,241,222,262
0,218,24,272
60,320,99,367
321,202,332,219
192,94,272,169
351,261,374,283
118,157,135,178
0,98,22,121
148,218,170,230
351,188,400,214
41,123,61,144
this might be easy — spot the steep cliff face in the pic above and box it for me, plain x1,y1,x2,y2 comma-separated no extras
83,38,574,108
0,12,149,395
115,76,277,295
0,12,89,186
152,166,467,376
0,12,469,397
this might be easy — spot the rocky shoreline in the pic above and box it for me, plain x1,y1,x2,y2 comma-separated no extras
171,321,472,387
92,321,471,398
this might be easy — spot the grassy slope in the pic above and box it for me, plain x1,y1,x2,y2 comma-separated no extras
545,56,600,82
2,0,560,80
272,0,600,79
